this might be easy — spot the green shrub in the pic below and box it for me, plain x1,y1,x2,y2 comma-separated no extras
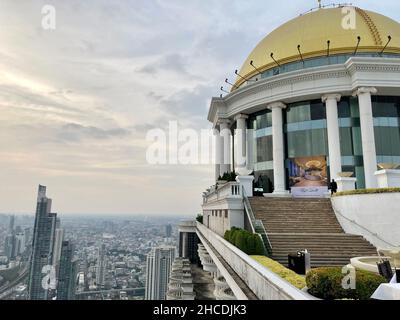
236,230,248,253
224,227,266,256
254,234,266,255
224,230,231,243
196,214,203,223
246,234,256,255
251,255,306,289
335,187,400,197
306,267,386,300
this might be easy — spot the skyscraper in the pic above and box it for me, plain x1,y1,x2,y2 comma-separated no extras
165,224,172,238
8,215,15,233
145,246,175,300
52,227,65,273
27,185,58,300
95,243,107,289
3,215,16,260
57,241,77,300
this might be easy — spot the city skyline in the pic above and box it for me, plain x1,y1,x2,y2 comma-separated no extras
1,1,400,216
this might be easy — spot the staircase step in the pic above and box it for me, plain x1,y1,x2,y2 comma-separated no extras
249,197,377,268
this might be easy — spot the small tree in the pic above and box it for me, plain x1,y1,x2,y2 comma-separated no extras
196,214,203,224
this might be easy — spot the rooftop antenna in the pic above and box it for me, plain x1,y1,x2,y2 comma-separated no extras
249,60,263,75
220,86,229,94
270,52,281,67
353,36,361,55
297,45,305,64
380,35,392,55
327,40,331,57
235,69,256,83
225,78,239,90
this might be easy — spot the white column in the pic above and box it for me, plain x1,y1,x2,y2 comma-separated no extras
234,114,248,172
268,102,288,194
353,87,378,188
214,128,222,180
322,94,342,181
219,119,232,175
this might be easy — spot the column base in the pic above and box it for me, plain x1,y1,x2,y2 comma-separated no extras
336,177,357,192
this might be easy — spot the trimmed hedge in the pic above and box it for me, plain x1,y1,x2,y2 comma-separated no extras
224,227,265,255
306,267,386,300
196,214,203,224
335,187,400,197
251,255,306,289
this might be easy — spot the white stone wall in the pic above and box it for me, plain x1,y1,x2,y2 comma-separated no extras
331,193,400,249
196,222,315,300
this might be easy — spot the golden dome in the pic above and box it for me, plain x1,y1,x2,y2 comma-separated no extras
235,7,400,88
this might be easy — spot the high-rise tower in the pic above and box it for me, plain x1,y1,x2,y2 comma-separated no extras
27,185,58,300
145,246,175,300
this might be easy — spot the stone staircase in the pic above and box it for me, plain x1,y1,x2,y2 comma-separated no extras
249,197,377,267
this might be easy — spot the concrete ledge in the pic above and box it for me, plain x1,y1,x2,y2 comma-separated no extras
196,222,316,300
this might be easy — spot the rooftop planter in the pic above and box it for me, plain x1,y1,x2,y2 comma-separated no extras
334,187,400,197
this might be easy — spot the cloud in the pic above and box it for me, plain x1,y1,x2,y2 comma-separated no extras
0,0,399,215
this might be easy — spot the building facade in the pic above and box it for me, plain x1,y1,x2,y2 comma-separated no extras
209,7,400,197
145,246,175,300
57,241,77,300
95,243,107,289
27,185,58,300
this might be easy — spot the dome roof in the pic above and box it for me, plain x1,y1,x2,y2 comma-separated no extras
235,7,400,88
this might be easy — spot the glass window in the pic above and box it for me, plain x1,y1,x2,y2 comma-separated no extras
339,127,353,156
286,103,311,123
256,136,273,162
286,128,327,158
310,101,326,120
338,99,351,118
372,96,400,117
374,127,400,157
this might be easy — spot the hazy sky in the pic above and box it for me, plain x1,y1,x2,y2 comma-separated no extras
0,0,399,216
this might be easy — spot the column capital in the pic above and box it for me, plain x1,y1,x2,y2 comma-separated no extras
352,87,377,97
234,113,248,121
322,93,341,103
267,101,286,110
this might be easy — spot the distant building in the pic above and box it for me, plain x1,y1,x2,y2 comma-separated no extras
95,243,107,288
52,228,65,272
145,246,175,300
27,185,58,300
3,215,16,260
165,224,172,238
57,241,77,300
14,231,26,256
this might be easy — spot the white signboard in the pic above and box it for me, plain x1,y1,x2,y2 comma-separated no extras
291,186,328,198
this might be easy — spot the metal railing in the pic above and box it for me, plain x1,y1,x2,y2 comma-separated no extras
242,186,273,256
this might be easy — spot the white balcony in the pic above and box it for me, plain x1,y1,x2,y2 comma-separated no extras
203,182,242,204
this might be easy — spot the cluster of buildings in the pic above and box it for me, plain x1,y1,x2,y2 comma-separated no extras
1,216,31,266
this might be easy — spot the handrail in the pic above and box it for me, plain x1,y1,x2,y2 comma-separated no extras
242,186,273,256
333,205,399,248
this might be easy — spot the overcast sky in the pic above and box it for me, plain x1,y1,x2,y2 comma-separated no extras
0,0,399,216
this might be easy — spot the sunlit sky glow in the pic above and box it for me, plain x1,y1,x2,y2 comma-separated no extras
0,0,399,216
